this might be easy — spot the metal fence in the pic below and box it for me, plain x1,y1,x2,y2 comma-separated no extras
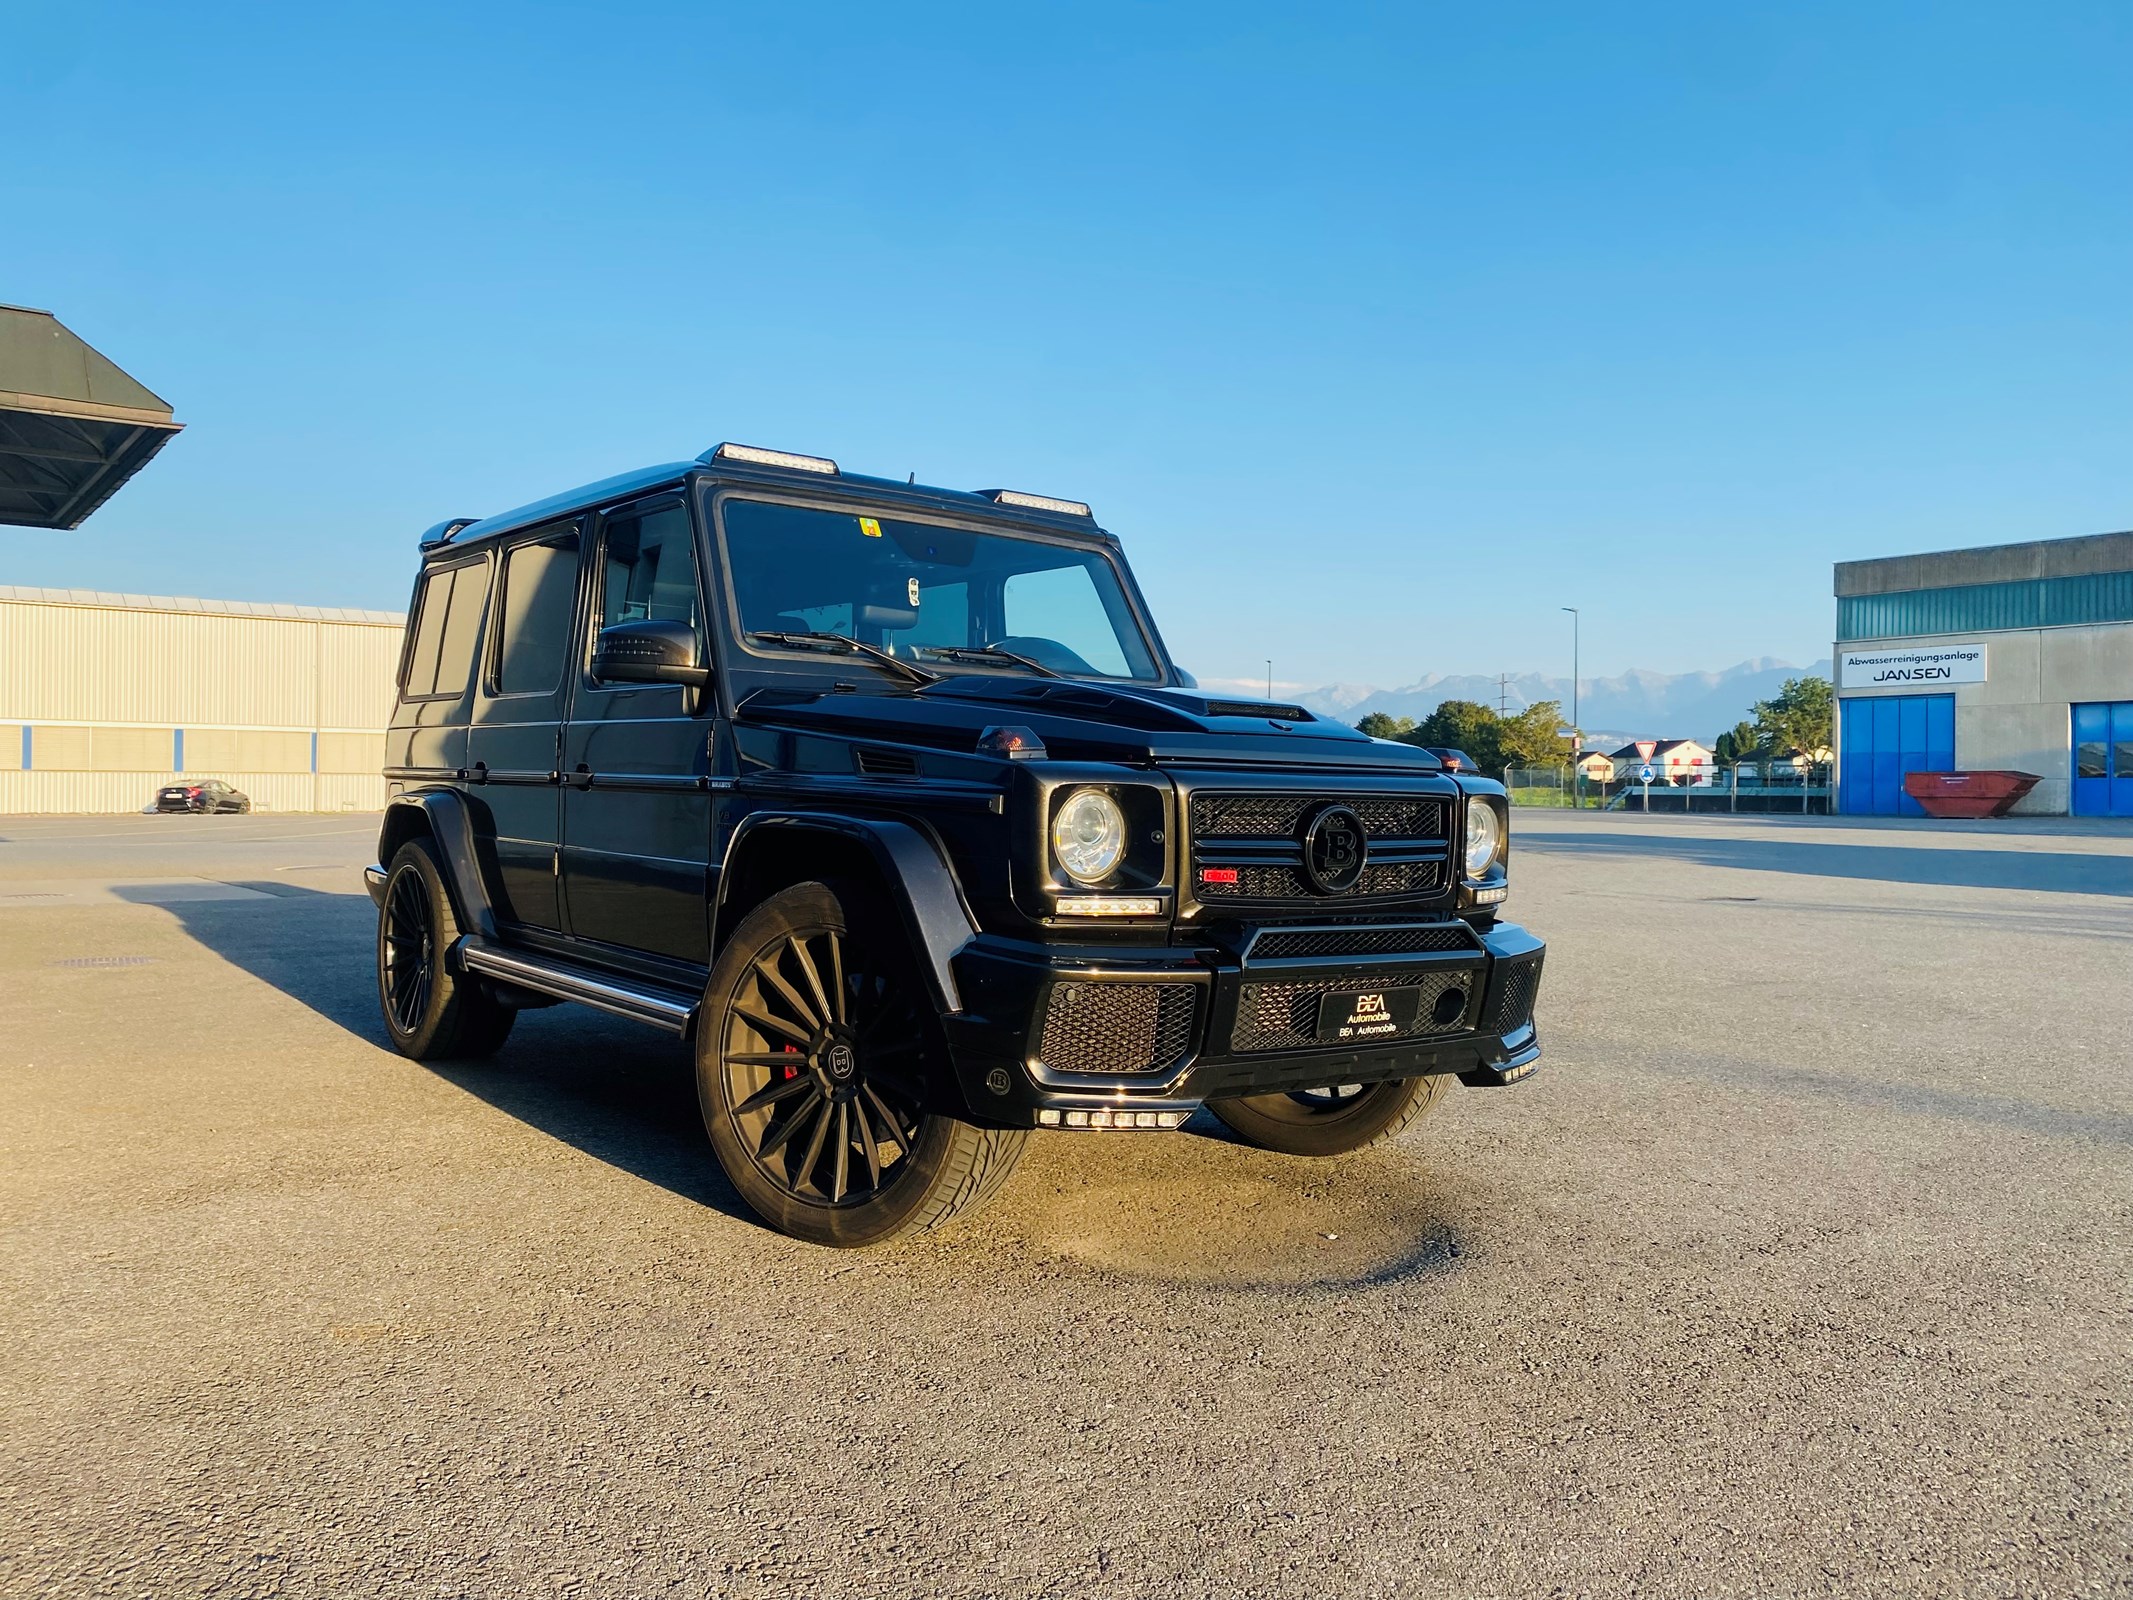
1504,763,1833,814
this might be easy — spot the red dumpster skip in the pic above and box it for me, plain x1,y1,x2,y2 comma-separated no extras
1901,770,2042,819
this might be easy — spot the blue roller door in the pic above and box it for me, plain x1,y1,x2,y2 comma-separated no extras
1840,694,1954,816
2072,702,2133,817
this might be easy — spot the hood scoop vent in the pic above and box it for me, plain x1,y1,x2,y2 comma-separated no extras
854,746,920,776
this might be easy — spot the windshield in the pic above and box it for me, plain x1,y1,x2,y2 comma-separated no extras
719,498,1162,682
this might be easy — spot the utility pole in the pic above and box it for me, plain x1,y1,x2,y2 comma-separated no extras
1561,607,1580,807
1497,674,1512,718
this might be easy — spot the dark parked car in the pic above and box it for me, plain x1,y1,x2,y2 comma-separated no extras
154,779,251,813
368,441,1546,1246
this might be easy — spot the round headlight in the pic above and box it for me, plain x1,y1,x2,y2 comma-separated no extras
1463,801,1501,878
1051,788,1127,884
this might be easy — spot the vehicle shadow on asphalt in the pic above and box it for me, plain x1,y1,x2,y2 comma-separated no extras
115,880,763,1228
1517,825,2133,897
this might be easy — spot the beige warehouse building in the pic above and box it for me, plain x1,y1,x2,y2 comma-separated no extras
0,585,402,814
1833,530,2133,817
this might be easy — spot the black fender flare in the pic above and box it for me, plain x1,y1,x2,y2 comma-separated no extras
716,812,978,1014
381,789,499,942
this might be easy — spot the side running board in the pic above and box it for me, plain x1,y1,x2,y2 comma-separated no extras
458,937,697,1036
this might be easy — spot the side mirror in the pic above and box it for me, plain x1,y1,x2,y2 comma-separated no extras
592,620,710,700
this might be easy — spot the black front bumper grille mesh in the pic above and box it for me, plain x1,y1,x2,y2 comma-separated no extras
1249,923,1479,960
1038,982,1199,1076
1230,967,1475,1054
1488,954,1544,1035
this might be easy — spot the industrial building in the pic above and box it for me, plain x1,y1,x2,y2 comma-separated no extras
1833,530,2133,817
0,586,402,814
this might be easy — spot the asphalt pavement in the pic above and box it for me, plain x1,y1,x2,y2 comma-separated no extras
2,809,2128,1599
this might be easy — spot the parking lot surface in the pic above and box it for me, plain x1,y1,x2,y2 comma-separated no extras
2,809,2129,1599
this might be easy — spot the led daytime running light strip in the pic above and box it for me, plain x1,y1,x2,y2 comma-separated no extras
1053,895,1162,917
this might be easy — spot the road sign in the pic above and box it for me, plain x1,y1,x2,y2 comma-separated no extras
1637,763,1657,784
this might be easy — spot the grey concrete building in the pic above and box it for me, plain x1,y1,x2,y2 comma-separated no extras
1833,530,2133,817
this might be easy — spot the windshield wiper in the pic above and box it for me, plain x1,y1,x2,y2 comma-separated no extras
747,630,939,685
913,643,1063,678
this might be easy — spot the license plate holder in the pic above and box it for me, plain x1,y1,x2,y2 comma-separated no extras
1314,986,1422,1043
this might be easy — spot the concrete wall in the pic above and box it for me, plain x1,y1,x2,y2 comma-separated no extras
1833,622,2133,814
0,586,404,815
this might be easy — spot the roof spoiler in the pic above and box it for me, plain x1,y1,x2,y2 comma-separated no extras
418,517,483,551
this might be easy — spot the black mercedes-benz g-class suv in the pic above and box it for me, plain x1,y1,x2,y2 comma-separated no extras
368,441,1544,1246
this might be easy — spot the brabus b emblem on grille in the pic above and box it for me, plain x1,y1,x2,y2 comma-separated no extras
1301,804,1367,893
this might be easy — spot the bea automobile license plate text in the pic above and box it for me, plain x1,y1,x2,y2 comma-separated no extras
1314,987,1421,1042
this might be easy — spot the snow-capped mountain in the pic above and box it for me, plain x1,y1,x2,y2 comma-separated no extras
1206,658,1831,745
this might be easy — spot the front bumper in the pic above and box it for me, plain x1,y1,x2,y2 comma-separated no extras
943,919,1546,1128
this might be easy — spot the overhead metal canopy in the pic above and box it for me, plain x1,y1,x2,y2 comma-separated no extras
0,304,182,530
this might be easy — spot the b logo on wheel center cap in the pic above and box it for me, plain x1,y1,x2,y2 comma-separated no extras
824,1042,858,1082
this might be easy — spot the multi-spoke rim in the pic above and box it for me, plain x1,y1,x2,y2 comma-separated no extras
381,867,434,1037
721,924,929,1208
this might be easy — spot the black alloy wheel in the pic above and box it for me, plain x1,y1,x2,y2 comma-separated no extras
698,882,1028,1247
374,838,515,1060
380,863,435,1037
1208,1073,1449,1158
719,920,929,1208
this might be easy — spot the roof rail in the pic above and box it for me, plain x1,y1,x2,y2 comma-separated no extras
418,517,483,551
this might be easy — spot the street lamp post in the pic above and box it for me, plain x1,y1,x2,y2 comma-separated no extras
1265,659,1272,700
1561,607,1580,806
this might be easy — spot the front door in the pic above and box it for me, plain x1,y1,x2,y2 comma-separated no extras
559,495,715,964
2072,701,2133,818
468,523,581,930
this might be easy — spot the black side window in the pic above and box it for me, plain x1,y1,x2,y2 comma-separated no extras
601,505,699,631
494,534,580,695
402,560,487,698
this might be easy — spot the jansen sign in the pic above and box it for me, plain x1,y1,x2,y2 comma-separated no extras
1840,642,1986,691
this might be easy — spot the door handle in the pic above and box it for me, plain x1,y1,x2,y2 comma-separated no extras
470,761,489,784
571,763,594,790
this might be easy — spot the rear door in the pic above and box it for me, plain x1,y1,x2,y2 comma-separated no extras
468,522,582,930
559,495,715,964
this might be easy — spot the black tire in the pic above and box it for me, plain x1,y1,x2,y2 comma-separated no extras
696,881,1028,1247
376,838,515,1060
1208,1074,1450,1158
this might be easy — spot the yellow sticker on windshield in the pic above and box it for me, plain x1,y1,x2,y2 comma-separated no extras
858,517,882,538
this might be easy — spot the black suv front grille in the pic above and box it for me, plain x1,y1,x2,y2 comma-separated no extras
1230,967,1476,1054
1037,982,1199,1076
1191,790,1451,904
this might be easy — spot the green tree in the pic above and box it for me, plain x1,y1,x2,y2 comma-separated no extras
1753,676,1834,756
1497,699,1574,771
1713,720,1761,763
1355,712,1417,741
1413,699,1503,772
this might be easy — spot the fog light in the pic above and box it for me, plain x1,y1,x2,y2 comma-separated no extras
1468,884,1509,905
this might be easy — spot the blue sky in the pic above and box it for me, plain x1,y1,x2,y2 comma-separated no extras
4,1,2128,693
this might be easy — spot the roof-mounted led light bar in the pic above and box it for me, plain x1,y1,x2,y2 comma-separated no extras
983,489,1093,518
711,442,840,475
